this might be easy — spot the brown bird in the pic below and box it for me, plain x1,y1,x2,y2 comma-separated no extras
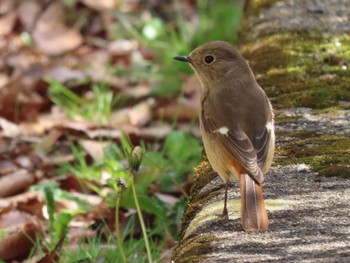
174,41,275,232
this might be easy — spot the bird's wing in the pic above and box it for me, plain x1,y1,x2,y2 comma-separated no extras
253,121,274,168
201,99,264,184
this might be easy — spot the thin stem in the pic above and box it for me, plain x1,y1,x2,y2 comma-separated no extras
115,192,127,263
131,175,152,263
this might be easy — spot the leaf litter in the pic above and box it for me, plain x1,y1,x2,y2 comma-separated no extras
0,0,202,261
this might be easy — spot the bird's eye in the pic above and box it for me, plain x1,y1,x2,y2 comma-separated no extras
204,55,215,65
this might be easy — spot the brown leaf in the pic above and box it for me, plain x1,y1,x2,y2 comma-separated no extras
0,117,21,137
154,193,178,208
121,85,151,98
0,160,18,175
37,235,65,263
108,39,138,56
125,123,172,142
87,71,128,88
6,191,44,217
46,66,86,83
182,75,201,106
0,91,46,122
15,155,34,170
53,174,83,192
0,0,15,14
17,1,41,31
61,121,123,139
33,2,83,56
81,49,110,69
154,75,200,122
0,62,48,122
0,199,12,215
0,210,43,260
109,108,130,126
80,139,109,162
80,49,129,88
80,0,119,11
127,99,154,126
154,101,198,122
0,73,9,87
20,106,67,135
37,129,63,152
0,169,36,197
0,10,16,36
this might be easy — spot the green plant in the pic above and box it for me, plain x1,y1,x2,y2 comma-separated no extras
32,182,77,251
47,79,117,125
144,131,202,193
49,130,199,261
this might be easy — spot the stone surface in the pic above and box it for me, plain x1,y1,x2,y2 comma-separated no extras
174,165,350,262
245,0,350,40
173,0,350,262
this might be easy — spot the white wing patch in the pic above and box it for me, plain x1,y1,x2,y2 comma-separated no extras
214,126,229,136
266,121,274,132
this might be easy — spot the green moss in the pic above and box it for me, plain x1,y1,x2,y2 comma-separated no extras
276,132,350,178
320,166,350,178
247,0,284,16
240,33,350,110
239,32,350,178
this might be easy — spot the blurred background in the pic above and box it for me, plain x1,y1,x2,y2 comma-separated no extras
0,0,244,261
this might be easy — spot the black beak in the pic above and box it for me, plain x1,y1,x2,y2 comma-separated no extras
173,56,190,62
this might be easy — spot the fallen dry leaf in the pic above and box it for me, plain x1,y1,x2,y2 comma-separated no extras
154,193,178,208
32,2,83,56
0,210,43,260
15,155,34,170
37,129,63,152
53,174,83,192
0,73,9,87
0,169,36,198
45,66,86,83
17,1,41,31
0,0,15,14
80,0,119,11
108,39,138,56
154,100,198,122
81,49,110,69
85,68,128,89
0,199,12,215
20,106,67,135
121,84,151,98
0,160,18,175
125,122,172,142
37,235,65,263
0,117,21,137
109,108,130,126
127,99,154,126
80,139,109,162
0,10,17,36
0,91,47,122
5,190,44,218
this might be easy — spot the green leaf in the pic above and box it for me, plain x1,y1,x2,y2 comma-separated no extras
164,131,202,174
44,184,56,235
131,195,167,220
142,151,173,192
54,212,72,241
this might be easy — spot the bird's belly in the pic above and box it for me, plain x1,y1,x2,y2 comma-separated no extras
200,125,240,181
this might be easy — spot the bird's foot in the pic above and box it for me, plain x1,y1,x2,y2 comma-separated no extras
221,207,229,220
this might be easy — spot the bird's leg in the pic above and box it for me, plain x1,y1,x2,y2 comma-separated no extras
222,181,229,219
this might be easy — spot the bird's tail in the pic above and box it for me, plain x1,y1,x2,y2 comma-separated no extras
240,173,269,232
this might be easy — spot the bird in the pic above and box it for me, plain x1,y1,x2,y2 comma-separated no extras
174,41,275,232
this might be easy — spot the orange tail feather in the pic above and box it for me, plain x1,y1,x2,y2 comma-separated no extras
240,173,269,232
